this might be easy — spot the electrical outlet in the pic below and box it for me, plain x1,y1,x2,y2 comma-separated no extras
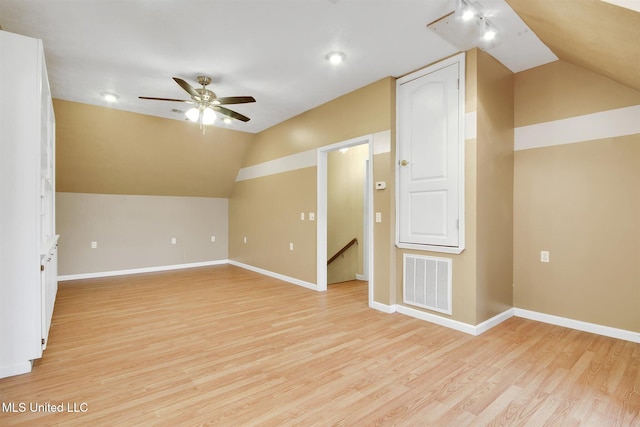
540,250,550,263
171,237,177,245
300,212,305,221
309,212,315,221
91,241,97,249
211,235,216,242
243,237,247,244
376,212,382,223
290,242,294,251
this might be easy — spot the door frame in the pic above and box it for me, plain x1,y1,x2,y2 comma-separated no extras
316,134,374,306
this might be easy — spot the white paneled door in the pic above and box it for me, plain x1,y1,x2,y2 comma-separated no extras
397,54,464,251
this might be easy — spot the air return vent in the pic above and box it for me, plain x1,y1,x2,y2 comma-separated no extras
403,254,452,315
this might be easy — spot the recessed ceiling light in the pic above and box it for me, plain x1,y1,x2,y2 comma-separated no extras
101,92,119,102
326,51,346,65
223,117,232,124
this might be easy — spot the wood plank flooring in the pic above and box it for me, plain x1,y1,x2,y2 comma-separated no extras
1,265,638,426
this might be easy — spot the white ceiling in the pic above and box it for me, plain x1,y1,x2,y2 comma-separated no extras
0,0,556,134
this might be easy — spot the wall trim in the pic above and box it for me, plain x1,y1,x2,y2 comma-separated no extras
373,130,391,155
235,130,392,182
394,304,640,342
369,301,397,314
235,150,317,182
515,104,640,151
58,260,229,281
228,260,318,291
396,305,476,334
475,309,515,335
0,361,32,379
514,308,640,343
465,111,477,140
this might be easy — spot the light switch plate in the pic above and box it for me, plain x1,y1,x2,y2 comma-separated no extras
540,251,550,263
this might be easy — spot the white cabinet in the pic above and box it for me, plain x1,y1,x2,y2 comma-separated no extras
396,53,466,254
0,30,58,378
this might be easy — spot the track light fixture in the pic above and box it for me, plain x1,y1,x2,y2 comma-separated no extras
429,0,500,51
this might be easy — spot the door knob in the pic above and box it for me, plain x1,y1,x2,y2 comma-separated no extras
400,160,409,166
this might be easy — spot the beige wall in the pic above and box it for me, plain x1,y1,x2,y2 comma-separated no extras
57,193,229,276
243,78,394,166
513,60,640,332
229,78,394,296
475,50,514,322
229,168,318,283
55,99,254,197
514,60,640,127
327,144,368,284
54,100,250,274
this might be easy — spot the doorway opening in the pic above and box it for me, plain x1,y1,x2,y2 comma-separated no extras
317,135,374,307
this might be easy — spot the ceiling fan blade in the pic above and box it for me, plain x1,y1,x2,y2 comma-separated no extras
173,77,200,98
139,96,193,103
214,96,256,105
213,106,250,122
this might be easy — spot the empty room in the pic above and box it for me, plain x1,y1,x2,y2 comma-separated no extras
1,0,639,425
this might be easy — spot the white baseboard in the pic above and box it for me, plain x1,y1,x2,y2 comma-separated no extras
59,259,317,291
228,260,317,291
393,305,640,343
395,305,514,336
355,274,367,281
0,361,32,379
370,301,396,314
396,305,477,335
514,308,640,343
58,260,229,281
475,309,515,335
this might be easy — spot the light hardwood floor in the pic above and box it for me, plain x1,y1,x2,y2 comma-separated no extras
1,265,638,426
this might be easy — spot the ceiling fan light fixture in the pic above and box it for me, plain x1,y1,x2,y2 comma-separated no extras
202,107,216,125
223,117,232,125
140,76,255,130
185,107,200,122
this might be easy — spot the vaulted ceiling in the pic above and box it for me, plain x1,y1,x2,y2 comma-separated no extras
1,0,637,134
507,0,640,92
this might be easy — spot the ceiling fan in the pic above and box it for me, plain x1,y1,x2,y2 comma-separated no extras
139,76,255,132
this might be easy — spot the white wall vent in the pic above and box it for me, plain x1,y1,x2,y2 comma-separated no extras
403,254,452,315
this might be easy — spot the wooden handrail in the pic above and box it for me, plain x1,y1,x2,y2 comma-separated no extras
327,238,358,266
